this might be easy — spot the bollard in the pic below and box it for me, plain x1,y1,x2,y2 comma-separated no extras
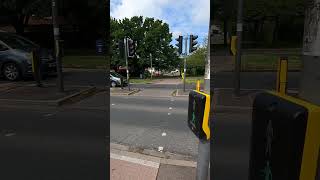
196,80,200,91
31,50,42,87
276,57,288,95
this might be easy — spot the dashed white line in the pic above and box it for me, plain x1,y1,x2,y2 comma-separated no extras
5,133,16,137
167,112,171,115
162,132,167,136
158,146,164,152
169,107,172,110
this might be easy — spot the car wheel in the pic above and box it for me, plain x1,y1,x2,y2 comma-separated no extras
3,63,21,81
111,81,117,88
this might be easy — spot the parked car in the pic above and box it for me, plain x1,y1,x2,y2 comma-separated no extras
0,32,56,81
110,71,127,88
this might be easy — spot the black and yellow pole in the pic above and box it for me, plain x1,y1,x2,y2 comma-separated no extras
276,57,288,95
31,50,42,87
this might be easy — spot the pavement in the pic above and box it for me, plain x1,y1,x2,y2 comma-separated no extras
110,143,197,180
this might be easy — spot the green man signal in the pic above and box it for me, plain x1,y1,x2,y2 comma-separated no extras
189,34,198,53
175,35,183,55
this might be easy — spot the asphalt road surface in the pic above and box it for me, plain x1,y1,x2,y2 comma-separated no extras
0,104,107,180
110,95,199,158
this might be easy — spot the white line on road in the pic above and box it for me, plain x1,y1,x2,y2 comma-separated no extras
169,107,172,110
111,103,115,106
5,133,16,137
158,146,164,152
110,153,160,168
167,112,171,115
162,132,167,136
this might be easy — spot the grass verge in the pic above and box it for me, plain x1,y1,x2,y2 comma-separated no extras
62,56,106,69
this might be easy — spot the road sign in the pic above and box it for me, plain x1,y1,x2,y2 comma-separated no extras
249,91,320,180
188,90,210,140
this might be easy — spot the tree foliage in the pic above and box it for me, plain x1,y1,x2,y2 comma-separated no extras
110,16,179,75
0,0,51,34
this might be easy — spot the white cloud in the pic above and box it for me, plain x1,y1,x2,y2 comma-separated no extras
111,0,209,42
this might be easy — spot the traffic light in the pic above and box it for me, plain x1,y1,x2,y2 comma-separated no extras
126,38,136,58
249,91,320,180
188,90,211,140
115,40,125,57
175,35,183,55
189,34,198,53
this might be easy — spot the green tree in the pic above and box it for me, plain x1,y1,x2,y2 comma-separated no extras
110,16,179,76
185,43,207,76
0,0,51,34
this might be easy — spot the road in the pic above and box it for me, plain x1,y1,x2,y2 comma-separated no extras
110,95,199,158
0,104,107,179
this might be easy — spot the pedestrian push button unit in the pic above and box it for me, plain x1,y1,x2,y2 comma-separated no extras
188,90,210,140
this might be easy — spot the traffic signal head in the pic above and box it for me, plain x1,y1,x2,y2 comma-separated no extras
189,35,198,53
115,40,125,57
175,35,183,55
127,38,136,58
188,90,211,140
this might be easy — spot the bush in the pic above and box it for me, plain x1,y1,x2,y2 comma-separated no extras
144,70,151,78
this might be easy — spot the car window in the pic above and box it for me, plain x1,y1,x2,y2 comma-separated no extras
0,33,37,50
111,72,122,78
0,43,8,51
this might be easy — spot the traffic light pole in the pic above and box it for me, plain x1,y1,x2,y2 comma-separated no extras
234,0,243,96
124,38,130,91
196,26,211,180
299,1,320,178
51,0,64,92
150,53,153,80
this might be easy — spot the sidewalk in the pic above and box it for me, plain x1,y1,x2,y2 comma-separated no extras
0,82,96,106
110,143,197,180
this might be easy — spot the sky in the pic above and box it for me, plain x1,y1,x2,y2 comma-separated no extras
110,0,210,48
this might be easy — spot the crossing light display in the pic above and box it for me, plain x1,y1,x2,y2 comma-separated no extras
175,35,183,55
249,91,320,180
188,90,211,140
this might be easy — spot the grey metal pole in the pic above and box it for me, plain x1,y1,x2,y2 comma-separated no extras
299,0,320,178
51,0,64,92
234,0,244,96
196,26,211,180
150,53,153,80
124,38,130,91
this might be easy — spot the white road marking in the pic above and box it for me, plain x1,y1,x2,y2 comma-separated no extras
110,153,160,168
162,132,167,136
158,146,164,152
111,104,115,106
169,107,172,110
5,133,16,137
168,112,171,115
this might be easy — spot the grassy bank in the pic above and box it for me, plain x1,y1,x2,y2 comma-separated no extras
241,55,301,71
